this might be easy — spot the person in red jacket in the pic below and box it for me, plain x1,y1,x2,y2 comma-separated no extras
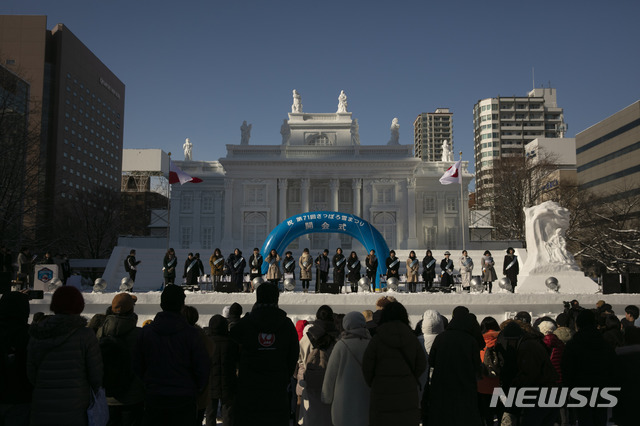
477,317,501,426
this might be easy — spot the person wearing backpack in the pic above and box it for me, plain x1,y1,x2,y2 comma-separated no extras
477,317,502,426
97,292,144,426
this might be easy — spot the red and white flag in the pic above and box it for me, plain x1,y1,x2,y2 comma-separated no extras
169,160,203,185
439,159,462,185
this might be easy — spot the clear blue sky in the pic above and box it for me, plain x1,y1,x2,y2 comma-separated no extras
2,0,639,180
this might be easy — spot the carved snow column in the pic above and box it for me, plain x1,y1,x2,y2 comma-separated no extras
352,178,362,217
406,178,418,248
278,178,288,223
329,179,341,248
214,191,223,243
221,179,234,247
192,191,202,247
299,178,311,246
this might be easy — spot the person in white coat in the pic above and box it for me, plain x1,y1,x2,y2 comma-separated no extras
321,311,371,426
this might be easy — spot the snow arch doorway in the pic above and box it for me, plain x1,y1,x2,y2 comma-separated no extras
260,211,390,286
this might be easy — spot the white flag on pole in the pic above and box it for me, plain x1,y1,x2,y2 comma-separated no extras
439,159,462,185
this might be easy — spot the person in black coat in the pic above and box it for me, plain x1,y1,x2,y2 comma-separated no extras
126,249,141,284
315,250,330,293
163,248,178,286
440,251,454,287
183,253,199,286
228,249,246,293
385,250,400,279
282,251,296,279
365,249,378,292
502,247,519,292
230,284,299,426
332,248,346,293
421,249,436,291
346,251,361,293
248,248,263,283
561,310,617,426
205,315,238,426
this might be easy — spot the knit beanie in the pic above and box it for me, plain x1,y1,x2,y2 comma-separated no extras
111,293,137,314
537,320,557,336
50,286,85,315
160,284,186,312
256,283,279,305
221,305,231,318
342,311,366,331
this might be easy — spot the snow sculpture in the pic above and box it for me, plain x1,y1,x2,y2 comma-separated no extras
240,121,252,145
388,118,399,145
350,119,360,145
337,90,348,113
280,119,291,145
442,139,453,162
183,138,193,161
292,89,303,113
517,200,598,294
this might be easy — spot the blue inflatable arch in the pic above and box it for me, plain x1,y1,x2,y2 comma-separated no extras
260,211,390,284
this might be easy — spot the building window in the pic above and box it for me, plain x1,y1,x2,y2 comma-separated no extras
243,212,267,249
312,187,327,204
372,212,396,248
244,185,266,205
446,227,458,248
424,226,437,248
181,192,193,213
202,227,213,250
338,187,351,204
423,196,436,213
376,186,394,204
446,196,457,213
202,192,214,213
287,186,300,203
181,227,192,249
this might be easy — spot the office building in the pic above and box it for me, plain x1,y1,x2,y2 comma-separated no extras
413,108,453,161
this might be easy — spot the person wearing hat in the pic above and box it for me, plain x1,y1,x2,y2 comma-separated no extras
440,251,455,288
230,282,299,426
134,285,211,425
97,293,145,423
481,250,497,293
503,247,519,293
27,286,103,426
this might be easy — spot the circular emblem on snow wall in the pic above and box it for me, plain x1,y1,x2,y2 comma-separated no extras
258,333,275,347
38,267,53,283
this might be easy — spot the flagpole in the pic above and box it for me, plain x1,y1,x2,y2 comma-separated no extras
459,151,465,251
166,153,172,251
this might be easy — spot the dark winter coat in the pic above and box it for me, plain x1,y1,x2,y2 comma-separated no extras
283,255,296,275
27,314,103,426
230,303,299,426
613,344,640,426
422,255,436,281
365,254,378,280
440,258,454,286
362,320,427,426
333,253,346,285
385,256,400,279
428,315,482,426
206,316,238,404
346,257,361,283
503,254,519,285
0,292,32,405
316,254,330,273
163,254,178,281
228,253,246,289
96,313,145,406
248,253,263,278
183,257,200,285
561,327,616,388
134,311,211,397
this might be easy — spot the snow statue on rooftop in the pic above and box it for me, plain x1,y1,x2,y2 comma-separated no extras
183,138,193,161
515,200,598,294
350,119,360,145
280,119,291,145
292,89,303,113
337,90,348,113
442,139,454,162
388,118,400,145
240,121,252,145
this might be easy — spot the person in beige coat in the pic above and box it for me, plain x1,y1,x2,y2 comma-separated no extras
299,248,313,293
265,249,282,286
406,250,419,293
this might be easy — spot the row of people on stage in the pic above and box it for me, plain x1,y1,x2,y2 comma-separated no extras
161,246,520,294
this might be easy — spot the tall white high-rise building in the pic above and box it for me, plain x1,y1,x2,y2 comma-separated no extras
473,88,565,207
413,108,453,161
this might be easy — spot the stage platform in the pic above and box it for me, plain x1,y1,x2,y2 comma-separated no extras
28,288,639,328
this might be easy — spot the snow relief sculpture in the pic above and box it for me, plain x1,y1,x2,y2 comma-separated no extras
337,90,348,113
388,118,399,145
292,89,303,113
350,119,360,145
240,121,252,145
280,119,291,145
183,138,193,161
442,139,454,162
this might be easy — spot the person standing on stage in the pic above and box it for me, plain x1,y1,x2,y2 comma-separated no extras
184,253,199,286
346,251,361,293
459,250,473,290
503,247,519,293
333,248,347,293
365,249,378,292
228,249,246,292
386,250,400,280
481,250,497,293
162,248,178,286
316,249,330,293
125,249,141,285
299,248,313,293
422,250,436,292
283,251,296,280
265,249,282,287
248,248,263,284
440,251,454,288
209,248,225,292
406,250,419,293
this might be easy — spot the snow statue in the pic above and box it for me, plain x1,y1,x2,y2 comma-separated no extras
240,121,252,145
388,118,400,145
280,119,291,145
516,200,599,294
183,138,193,161
337,90,348,113
442,139,454,162
350,119,360,145
292,89,303,113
